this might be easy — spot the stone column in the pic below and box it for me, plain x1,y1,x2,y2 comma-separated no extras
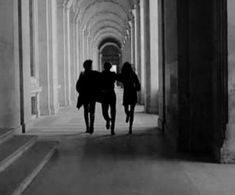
38,0,59,115
93,45,99,70
77,21,83,71
38,0,50,115
83,30,88,60
47,0,59,114
31,0,40,81
75,21,79,77
0,0,21,131
119,53,122,73
64,5,71,105
221,0,235,163
157,0,165,129
88,35,92,59
99,51,103,70
20,0,33,130
122,32,132,63
87,34,91,59
57,1,66,106
31,0,42,118
140,0,145,105
133,1,142,103
140,0,151,109
148,0,159,113
129,17,135,66
70,15,76,102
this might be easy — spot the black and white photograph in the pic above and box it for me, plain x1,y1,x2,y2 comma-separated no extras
0,0,234,194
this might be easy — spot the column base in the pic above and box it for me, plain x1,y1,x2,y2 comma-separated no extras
158,117,165,131
220,123,235,163
221,147,235,163
220,140,235,163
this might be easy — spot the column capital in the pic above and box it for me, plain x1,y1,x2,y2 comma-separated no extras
87,35,92,41
134,0,140,9
64,0,73,9
130,11,135,22
83,29,89,36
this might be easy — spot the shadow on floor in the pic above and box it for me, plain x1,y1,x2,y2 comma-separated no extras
50,127,214,164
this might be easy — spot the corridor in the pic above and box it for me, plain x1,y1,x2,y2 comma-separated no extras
22,89,235,195
2,0,235,193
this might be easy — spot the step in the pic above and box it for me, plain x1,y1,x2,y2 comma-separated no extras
0,135,37,173
0,141,57,195
0,128,15,145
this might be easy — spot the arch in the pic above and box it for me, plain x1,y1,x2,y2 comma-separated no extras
79,1,130,28
85,11,126,32
99,38,121,49
77,0,130,22
93,27,123,40
99,44,122,73
89,21,124,38
94,30,123,45
100,42,121,53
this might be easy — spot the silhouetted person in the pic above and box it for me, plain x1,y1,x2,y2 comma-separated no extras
119,62,140,134
101,62,117,135
76,60,100,134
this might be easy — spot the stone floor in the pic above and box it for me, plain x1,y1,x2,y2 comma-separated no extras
24,88,235,195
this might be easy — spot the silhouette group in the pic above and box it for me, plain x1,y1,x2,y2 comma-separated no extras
76,60,140,135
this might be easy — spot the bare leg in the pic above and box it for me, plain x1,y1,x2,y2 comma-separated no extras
110,98,116,135
90,113,95,134
124,105,129,123
89,101,96,134
83,104,89,133
129,104,136,134
102,103,110,129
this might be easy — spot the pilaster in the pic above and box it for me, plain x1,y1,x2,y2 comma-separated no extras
57,1,67,106
64,5,71,105
221,0,235,163
38,0,59,115
134,1,142,104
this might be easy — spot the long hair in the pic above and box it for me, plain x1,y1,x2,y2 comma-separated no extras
121,62,133,75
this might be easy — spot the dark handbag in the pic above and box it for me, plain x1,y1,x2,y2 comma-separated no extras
76,95,83,110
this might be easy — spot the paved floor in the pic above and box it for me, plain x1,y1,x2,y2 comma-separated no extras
24,88,235,195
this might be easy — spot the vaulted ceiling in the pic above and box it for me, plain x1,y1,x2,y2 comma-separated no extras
63,0,138,49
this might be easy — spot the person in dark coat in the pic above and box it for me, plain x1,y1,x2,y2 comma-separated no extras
119,62,141,134
76,59,101,134
100,62,118,135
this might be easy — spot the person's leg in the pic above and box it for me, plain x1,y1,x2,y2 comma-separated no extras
124,104,130,123
83,104,89,133
129,104,136,134
110,95,116,135
89,101,96,134
102,103,111,129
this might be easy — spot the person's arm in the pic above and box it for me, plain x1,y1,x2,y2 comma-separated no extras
76,72,83,93
116,73,122,82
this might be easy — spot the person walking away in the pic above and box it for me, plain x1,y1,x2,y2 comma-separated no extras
101,62,117,135
119,62,141,134
76,59,101,134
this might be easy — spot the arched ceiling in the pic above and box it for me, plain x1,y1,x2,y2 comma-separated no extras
94,30,123,46
64,0,138,49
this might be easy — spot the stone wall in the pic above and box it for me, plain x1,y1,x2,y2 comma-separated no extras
0,0,21,129
122,36,131,66
160,0,228,159
221,0,235,163
163,0,179,146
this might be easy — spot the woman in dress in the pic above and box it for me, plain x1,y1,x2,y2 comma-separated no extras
120,62,141,134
